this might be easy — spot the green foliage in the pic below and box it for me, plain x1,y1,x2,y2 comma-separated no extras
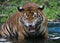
0,16,8,24
0,0,60,24
0,0,5,2
43,0,60,20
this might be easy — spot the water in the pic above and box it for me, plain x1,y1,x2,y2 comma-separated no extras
0,27,60,43
48,27,60,43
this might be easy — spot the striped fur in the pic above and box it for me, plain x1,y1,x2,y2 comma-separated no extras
0,2,48,40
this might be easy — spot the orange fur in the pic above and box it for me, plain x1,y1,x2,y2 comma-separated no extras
0,2,48,40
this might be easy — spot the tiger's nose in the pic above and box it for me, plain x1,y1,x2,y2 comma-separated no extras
29,25,32,27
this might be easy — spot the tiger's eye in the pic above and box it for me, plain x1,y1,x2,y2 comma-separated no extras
38,15,41,17
33,15,37,17
33,12,37,17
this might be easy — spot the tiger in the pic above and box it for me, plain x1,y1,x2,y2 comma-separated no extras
0,2,48,40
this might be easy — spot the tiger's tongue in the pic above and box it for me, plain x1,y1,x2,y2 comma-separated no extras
29,27,35,32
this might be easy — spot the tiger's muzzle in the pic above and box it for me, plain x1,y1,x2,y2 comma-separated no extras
26,22,36,33
20,16,43,35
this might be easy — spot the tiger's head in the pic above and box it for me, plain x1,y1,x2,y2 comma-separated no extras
17,2,47,36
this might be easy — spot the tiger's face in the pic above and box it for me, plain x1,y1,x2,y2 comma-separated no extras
18,3,46,35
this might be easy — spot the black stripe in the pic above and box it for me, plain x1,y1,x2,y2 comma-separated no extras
3,32,9,37
6,25,12,37
40,28,45,35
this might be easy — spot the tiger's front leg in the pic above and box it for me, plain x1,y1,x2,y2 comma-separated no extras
0,24,24,40
18,31,24,41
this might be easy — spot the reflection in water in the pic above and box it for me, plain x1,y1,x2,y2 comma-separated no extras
0,38,48,43
23,38,48,43
0,38,60,43
0,34,60,43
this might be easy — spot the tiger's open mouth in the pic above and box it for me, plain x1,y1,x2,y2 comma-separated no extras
29,25,36,33
29,28,36,36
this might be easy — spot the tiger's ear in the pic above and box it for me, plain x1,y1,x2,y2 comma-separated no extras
17,7,24,12
38,5,44,10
